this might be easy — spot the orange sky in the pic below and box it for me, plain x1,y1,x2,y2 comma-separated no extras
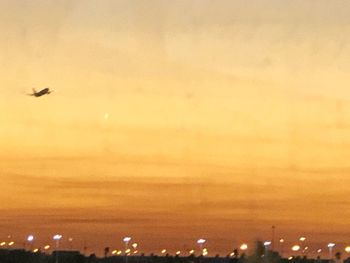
1,0,350,257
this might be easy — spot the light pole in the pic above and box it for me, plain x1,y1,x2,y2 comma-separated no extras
264,241,271,263
299,237,306,257
123,237,131,263
197,239,206,256
68,237,73,250
27,235,34,251
240,243,248,254
328,243,335,262
53,234,62,263
279,239,284,257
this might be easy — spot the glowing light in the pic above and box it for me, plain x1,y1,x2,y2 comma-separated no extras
299,237,306,242
112,250,118,255
68,238,73,242
53,234,62,240
125,249,131,254
133,250,138,254
123,237,131,243
0,242,6,246
197,239,206,244
117,251,122,255
176,251,181,255
288,257,293,260
345,246,350,253
203,250,208,256
328,243,335,248
264,241,271,246
33,248,39,253
44,245,50,250
8,241,14,246
230,252,236,257
189,250,195,254
292,245,300,251
240,243,248,250
132,243,138,249
27,235,34,242
317,249,322,253
161,249,167,254
280,239,285,243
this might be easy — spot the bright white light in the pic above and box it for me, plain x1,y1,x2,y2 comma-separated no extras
132,243,138,249
288,257,293,260
8,241,14,246
317,249,322,253
161,249,167,254
292,245,300,251
176,251,181,255
123,237,131,243
299,237,306,242
264,241,271,246
197,239,206,244
328,243,335,248
345,246,350,253
280,239,285,243
53,234,62,241
44,245,50,250
189,250,195,254
240,244,248,250
27,235,34,242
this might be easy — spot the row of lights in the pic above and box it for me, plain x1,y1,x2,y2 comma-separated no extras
3,235,350,257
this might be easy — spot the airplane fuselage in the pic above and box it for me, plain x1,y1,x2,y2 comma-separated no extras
32,88,51,97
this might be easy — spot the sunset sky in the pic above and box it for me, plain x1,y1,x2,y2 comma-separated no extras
1,0,350,256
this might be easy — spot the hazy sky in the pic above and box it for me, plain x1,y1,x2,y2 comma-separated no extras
1,0,350,256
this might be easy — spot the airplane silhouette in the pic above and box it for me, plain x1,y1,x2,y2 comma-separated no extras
28,87,53,97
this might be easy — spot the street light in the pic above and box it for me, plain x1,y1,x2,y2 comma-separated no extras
123,237,131,263
68,237,73,250
328,243,335,261
27,235,34,250
240,244,248,251
291,245,300,252
264,241,272,247
53,234,62,263
202,248,208,256
197,239,206,256
264,241,271,262
279,239,285,257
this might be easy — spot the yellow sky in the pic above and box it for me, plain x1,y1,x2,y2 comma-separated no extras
1,0,350,255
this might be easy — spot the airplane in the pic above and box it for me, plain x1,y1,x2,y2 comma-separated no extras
28,87,53,97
